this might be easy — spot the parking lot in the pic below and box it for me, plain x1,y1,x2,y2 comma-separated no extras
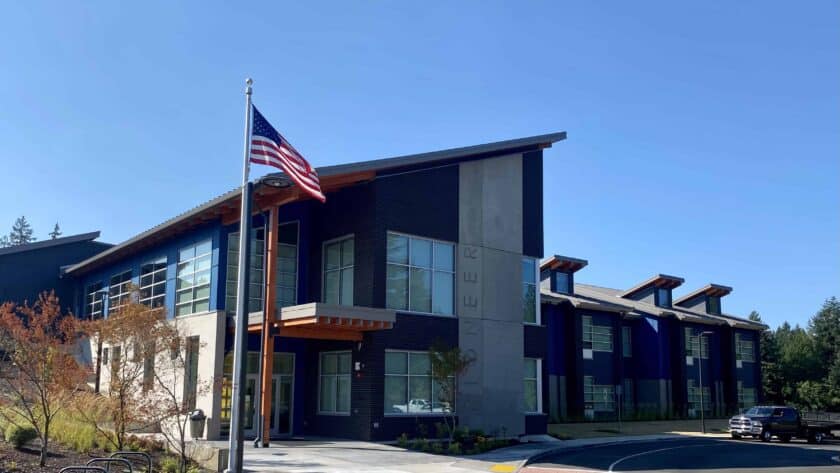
523,437,840,472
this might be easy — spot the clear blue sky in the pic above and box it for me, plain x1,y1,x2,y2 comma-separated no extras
0,1,837,329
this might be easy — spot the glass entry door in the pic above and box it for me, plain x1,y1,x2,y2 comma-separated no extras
271,375,293,436
242,353,294,438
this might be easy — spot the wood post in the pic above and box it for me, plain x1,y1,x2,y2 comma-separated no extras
259,206,279,446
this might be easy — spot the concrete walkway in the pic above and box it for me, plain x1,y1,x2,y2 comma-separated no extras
237,434,728,472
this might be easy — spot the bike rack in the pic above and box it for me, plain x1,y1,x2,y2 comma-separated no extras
86,457,133,473
58,467,108,473
110,451,152,473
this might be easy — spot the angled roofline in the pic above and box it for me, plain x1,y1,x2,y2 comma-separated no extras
619,273,685,298
541,287,632,313
0,231,106,257
540,254,589,273
66,131,566,276
674,283,734,306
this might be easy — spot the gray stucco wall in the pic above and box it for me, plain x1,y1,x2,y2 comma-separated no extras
457,154,526,436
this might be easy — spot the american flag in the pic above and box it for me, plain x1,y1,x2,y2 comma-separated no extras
249,106,326,203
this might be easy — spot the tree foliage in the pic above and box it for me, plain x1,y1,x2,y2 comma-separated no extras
756,297,840,411
0,292,89,466
49,223,62,240
9,216,36,246
429,340,475,441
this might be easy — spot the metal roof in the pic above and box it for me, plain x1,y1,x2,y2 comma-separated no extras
66,131,566,276
0,231,106,258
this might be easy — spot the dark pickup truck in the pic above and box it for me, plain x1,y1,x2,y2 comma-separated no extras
729,406,840,444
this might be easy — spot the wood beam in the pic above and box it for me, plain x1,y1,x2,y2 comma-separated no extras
259,206,279,447
279,326,363,341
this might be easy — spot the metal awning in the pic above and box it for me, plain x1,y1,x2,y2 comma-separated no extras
248,303,396,341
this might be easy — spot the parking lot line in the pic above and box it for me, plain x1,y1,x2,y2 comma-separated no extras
607,443,716,472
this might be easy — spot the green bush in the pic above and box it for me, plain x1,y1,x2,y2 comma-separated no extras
431,442,444,454
447,442,462,455
4,425,37,449
396,433,409,448
160,456,181,473
435,422,448,439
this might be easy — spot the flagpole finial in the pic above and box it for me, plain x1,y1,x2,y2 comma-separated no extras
245,78,253,94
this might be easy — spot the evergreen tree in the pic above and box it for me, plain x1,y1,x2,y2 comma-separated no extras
9,215,36,245
749,311,784,404
48,222,62,240
0,235,9,248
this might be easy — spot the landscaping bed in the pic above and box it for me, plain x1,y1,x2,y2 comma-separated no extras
0,441,105,473
396,426,519,455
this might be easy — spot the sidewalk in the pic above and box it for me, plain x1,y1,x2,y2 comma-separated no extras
236,433,728,473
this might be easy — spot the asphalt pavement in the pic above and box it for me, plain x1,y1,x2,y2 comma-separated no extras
522,437,840,472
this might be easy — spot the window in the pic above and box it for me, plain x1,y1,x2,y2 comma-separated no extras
226,229,265,315
276,222,299,310
108,270,133,313
623,378,634,412
110,345,122,385
323,236,354,306
142,341,155,392
319,351,351,414
176,240,212,316
737,381,756,409
656,288,671,308
554,271,572,295
735,333,755,363
583,315,613,352
386,233,455,315
707,296,721,315
102,347,109,365
140,257,167,309
86,282,104,319
385,351,453,415
622,326,632,358
524,358,542,413
687,380,711,414
684,328,710,359
583,376,615,412
522,258,538,324
183,336,199,410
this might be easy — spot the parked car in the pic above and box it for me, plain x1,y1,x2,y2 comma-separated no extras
729,406,839,443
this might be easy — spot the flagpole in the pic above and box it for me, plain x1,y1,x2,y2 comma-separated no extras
226,77,254,473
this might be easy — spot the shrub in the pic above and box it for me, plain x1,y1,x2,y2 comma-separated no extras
452,426,469,443
435,422,448,440
396,433,409,448
431,442,444,454
160,456,181,473
4,425,37,449
447,442,462,455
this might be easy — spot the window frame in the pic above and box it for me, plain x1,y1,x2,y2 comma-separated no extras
524,357,543,414
175,239,213,317
318,350,352,416
384,349,455,417
276,220,300,311
523,257,540,325
583,375,615,412
86,282,104,319
554,271,572,295
582,315,613,352
385,231,456,317
656,287,672,308
734,333,755,363
226,228,266,316
139,256,167,309
706,296,721,315
687,379,712,414
684,328,710,359
321,234,355,306
622,326,632,358
108,269,133,314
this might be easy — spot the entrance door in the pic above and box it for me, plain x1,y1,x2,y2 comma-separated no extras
243,375,259,438
271,375,293,436
243,353,294,438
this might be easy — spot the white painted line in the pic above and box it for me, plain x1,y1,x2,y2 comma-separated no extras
608,444,716,472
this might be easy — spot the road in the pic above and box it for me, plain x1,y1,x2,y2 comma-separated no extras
522,437,840,472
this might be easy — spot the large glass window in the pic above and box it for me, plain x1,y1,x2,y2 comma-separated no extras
623,378,634,412
386,233,455,315
226,229,265,315
583,315,613,352
554,271,572,295
140,257,167,309
656,288,671,308
622,326,632,358
737,381,756,409
86,282,104,319
524,358,542,413
583,376,615,412
108,270,132,313
522,258,538,324
276,222,299,310
685,328,710,359
319,351,351,414
687,379,711,414
323,236,354,306
176,239,212,317
385,351,453,415
735,333,755,362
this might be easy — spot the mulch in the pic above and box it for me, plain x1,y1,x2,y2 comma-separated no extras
0,442,119,473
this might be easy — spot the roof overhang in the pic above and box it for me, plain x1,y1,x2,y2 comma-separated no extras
247,303,396,341
65,132,566,277
674,283,733,306
540,255,589,273
620,273,685,298
541,289,630,314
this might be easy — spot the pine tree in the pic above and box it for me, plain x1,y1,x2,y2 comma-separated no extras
9,216,36,245
49,222,62,240
0,235,9,248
